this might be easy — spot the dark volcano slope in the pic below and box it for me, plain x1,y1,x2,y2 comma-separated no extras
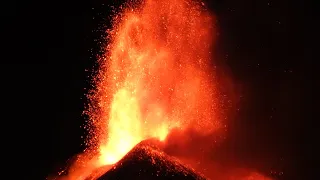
97,139,207,180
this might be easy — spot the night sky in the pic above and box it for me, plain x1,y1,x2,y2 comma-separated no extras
1,0,312,180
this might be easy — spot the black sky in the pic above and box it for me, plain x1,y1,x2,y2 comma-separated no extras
0,0,312,180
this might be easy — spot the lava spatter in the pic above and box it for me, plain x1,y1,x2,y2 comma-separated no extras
50,1,273,180
89,0,220,168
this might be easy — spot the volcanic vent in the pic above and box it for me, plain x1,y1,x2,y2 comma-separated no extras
95,139,207,180
50,0,274,180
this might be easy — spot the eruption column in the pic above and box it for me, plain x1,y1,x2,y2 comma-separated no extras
89,0,221,167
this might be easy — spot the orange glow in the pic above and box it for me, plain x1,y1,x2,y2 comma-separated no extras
51,1,274,180
242,172,273,180
89,0,220,168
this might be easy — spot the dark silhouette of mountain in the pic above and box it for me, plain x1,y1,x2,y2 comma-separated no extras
96,139,207,180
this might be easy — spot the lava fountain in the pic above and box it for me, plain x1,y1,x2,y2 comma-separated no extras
91,0,220,166
55,0,223,179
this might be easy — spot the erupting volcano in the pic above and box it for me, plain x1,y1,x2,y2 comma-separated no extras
51,0,274,180
92,0,220,166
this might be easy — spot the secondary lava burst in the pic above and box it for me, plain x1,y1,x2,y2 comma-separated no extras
52,0,273,180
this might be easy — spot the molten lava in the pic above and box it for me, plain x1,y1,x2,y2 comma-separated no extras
90,0,220,168
52,0,275,180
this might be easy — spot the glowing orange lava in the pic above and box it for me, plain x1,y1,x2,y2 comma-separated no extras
89,0,220,168
51,1,274,180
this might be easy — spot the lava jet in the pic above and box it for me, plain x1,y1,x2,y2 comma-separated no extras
50,0,273,180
